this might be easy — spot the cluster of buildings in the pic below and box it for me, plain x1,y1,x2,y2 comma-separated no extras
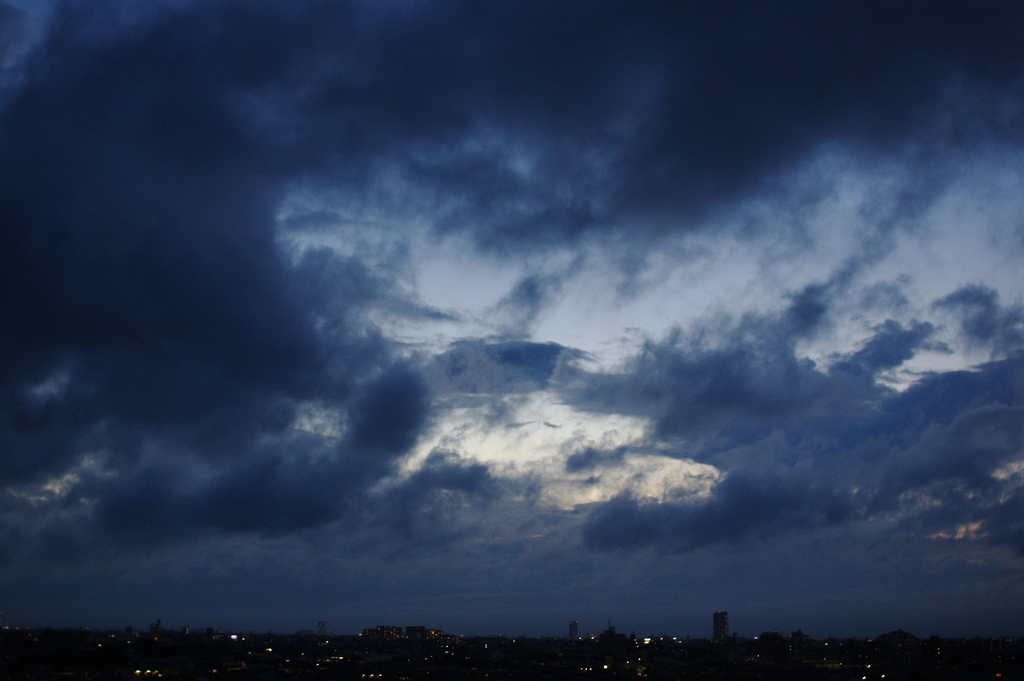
565,610,731,643
1,620,1019,681
359,625,458,643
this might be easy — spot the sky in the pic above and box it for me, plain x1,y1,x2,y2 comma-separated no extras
1,0,1023,640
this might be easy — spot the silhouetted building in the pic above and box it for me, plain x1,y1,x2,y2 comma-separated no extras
569,620,578,641
923,635,943,664
875,628,918,650
363,625,402,640
407,626,427,639
787,629,810,655
713,611,728,642
757,630,788,663
316,621,327,636
598,625,631,651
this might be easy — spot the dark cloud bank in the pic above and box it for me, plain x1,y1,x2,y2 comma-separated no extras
0,0,1023,634
566,289,1023,555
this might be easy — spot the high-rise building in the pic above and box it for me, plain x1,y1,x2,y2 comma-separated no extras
363,625,403,640
568,620,578,640
713,611,728,642
317,621,327,636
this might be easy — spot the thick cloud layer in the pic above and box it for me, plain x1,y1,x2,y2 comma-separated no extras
565,286,1023,554
579,351,1024,553
1,0,1023,637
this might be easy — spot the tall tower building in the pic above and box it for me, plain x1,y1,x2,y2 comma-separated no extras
713,611,728,642
316,621,327,636
568,620,579,640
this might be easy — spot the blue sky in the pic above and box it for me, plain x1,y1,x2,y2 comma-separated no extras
1,0,1023,639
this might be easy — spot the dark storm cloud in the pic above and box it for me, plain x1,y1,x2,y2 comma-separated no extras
565,446,627,474
403,0,1024,249
429,340,574,397
0,0,323,490
830,319,941,376
576,312,1024,553
985,487,1024,555
559,284,851,441
5,0,1013,256
0,245,408,488
345,362,429,457
871,365,1022,484
584,472,855,552
363,449,509,545
934,285,1024,356
0,0,466,551
493,273,568,335
20,360,430,556
554,270,1022,554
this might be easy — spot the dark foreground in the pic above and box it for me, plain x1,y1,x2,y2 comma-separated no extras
2,627,1021,681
